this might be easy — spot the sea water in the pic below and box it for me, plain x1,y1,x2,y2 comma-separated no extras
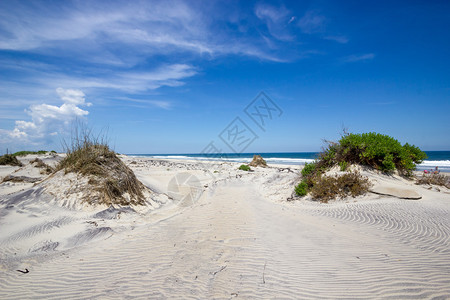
132,151,450,173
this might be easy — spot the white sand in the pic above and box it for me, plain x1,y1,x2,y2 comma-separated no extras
0,154,449,299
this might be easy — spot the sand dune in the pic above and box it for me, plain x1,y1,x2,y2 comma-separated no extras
0,155,449,299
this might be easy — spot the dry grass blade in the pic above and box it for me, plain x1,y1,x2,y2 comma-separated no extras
416,174,450,189
56,123,146,206
310,172,371,202
30,158,53,174
0,154,23,167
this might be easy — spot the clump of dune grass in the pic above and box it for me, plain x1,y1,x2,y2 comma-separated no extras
309,172,371,203
0,154,23,167
416,174,450,189
56,125,146,206
30,158,53,175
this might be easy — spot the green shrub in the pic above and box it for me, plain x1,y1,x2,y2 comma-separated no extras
339,161,348,172
295,180,308,196
310,172,371,202
301,162,316,177
293,132,425,200
238,164,251,171
0,154,23,166
321,133,426,175
12,150,47,156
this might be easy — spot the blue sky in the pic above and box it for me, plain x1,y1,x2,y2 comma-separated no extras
0,0,449,154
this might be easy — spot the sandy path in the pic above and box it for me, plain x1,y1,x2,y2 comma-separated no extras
1,176,449,299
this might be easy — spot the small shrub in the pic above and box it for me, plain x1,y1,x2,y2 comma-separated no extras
249,155,268,168
310,172,371,202
416,174,450,189
0,154,23,166
239,164,251,171
30,158,53,174
301,162,316,177
295,180,308,196
339,161,348,172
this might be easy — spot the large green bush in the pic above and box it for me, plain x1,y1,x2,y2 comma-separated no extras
294,132,426,201
319,132,426,175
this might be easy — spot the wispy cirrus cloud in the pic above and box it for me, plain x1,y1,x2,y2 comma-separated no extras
255,3,295,41
324,35,349,44
343,53,375,63
44,64,198,93
114,97,173,110
0,0,284,63
298,10,327,34
0,1,362,149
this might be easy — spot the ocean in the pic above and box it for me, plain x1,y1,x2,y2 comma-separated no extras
131,151,450,173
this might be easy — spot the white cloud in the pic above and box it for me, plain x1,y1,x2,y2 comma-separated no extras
298,11,326,34
113,97,173,110
324,35,349,44
255,4,295,41
0,88,90,146
56,88,89,105
0,1,283,62
38,64,197,93
343,53,375,63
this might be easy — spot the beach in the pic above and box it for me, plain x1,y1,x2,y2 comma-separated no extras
0,153,449,299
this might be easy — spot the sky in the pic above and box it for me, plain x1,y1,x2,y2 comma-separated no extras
0,0,449,154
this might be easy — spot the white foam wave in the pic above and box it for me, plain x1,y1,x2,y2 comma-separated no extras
141,155,450,168
419,160,450,167
150,155,191,159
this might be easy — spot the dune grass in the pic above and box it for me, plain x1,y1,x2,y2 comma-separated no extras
56,125,145,206
12,150,48,156
295,132,425,201
0,154,23,166
416,174,450,189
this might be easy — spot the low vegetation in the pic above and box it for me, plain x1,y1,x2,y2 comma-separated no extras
294,180,308,196
238,164,251,171
416,174,450,189
249,155,268,168
12,150,48,156
56,126,146,206
315,132,426,176
309,172,371,202
30,158,53,175
0,154,23,166
295,132,425,201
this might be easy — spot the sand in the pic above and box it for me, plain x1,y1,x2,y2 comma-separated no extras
0,154,449,299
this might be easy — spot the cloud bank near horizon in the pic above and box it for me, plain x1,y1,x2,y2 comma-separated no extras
0,88,90,148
